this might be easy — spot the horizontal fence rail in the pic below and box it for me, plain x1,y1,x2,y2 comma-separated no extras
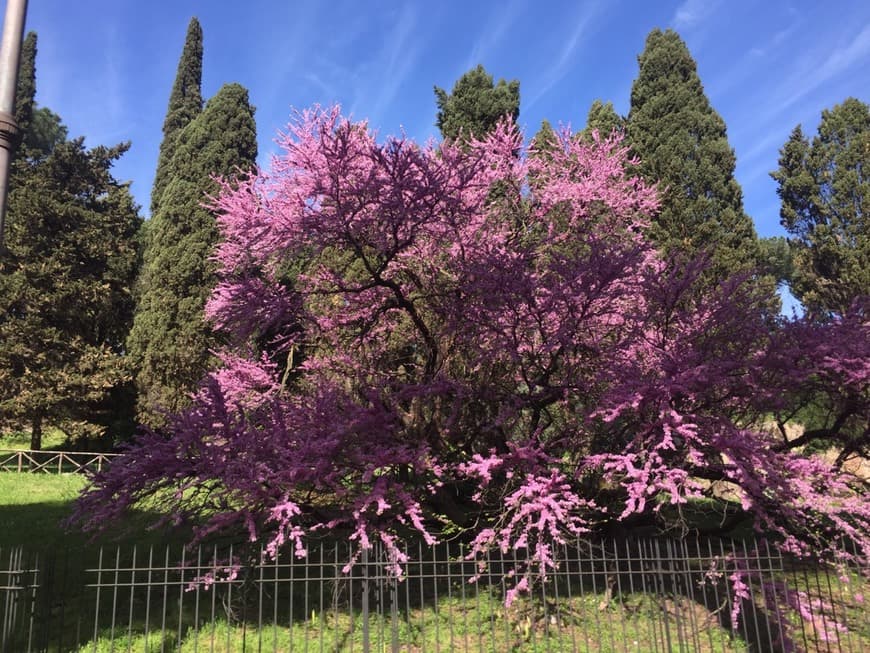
0,450,118,474
1,537,867,652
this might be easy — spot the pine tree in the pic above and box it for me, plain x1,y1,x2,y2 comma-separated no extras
434,65,520,142
128,83,257,425
0,140,142,449
151,17,203,217
772,98,869,315
627,29,759,279
580,99,624,141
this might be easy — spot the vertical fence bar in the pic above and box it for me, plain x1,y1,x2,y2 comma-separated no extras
257,544,265,653
91,547,103,653
403,542,411,652
126,546,136,653
347,541,354,653
832,539,855,653
812,556,836,653
418,541,426,653
288,542,295,653
160,546,170,653
575,539,591,653
624,539,640,653
445,541,454,650
318,544,325,653
484,545,497,652
664,539,685,652
676,538,702,653
178,546,188,650
641,539,662,653
193,545,202,653
209,545,217,653
361,546,369,653
795,562,819,650
144,545,153,652
27,552,41,653
390,552,399,653
611,538,628,653
758,539,786,653
432,543,440,653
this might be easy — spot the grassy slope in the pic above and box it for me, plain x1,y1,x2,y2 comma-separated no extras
0,473,88,548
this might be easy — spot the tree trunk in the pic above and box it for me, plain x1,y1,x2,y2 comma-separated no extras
30,413,42,451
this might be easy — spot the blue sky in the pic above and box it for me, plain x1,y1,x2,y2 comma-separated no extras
7,0,870,242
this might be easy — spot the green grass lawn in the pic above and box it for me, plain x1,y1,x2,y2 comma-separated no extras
0,471,195,550
1,427,68,450
0,472,88,548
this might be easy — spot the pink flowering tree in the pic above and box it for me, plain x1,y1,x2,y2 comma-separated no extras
72,107,868,612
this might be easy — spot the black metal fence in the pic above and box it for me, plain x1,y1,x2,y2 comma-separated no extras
1,538,867,652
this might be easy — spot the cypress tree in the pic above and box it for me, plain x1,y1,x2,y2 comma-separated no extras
434,65,520,142
128,83,257,425
580,100,624,141
627,29,759,280
12,32,67,159
14,32,36,146
151,17,203,217
772,98,869,315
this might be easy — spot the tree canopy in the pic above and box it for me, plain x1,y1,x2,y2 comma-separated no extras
128,83,257,426
435,64,520,142
75,111,869,627
771,97,869,315
151,17,203,218
627,29,760,281
0,140,141,448
581,99,624,141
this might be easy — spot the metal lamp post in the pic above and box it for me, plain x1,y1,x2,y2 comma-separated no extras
0,0,28,248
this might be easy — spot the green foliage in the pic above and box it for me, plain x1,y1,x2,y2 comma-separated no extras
128,83,257,426
24,107,68,156
771,98,869,315
580,99,624,141
10,32,66,160
434,64,520,142
758,236,793,287
0,140,142,448
627,29,760,281
151,17,203,217
14,31,36,144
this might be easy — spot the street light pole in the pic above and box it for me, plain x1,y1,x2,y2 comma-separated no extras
0,0,28,249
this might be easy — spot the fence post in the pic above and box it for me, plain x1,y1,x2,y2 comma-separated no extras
361,547,370,653
390,565,399,653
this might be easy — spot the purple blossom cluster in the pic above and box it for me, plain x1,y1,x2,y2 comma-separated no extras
72,107,869,629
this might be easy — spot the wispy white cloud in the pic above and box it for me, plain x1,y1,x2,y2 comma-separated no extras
525,2,599,109
357,4,423,128
779,23,870,111
672,0,721,30
100,22,125,136
463,0,525,70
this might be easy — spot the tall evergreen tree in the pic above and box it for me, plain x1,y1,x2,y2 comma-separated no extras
434,64,520,142
14,32,37,146
13,32,67,159
0,140,142,449
771,98,869,315
151,17,203,217
627,29,759,279
128,83,257,425
581,99,624,141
